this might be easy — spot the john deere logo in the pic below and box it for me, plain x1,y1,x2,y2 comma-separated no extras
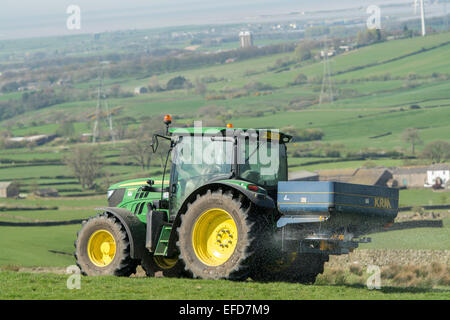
374,197,391,209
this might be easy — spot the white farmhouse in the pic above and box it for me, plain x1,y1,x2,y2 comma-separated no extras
425,164,450,188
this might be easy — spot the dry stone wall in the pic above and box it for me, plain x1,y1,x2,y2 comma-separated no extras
327,249,449,268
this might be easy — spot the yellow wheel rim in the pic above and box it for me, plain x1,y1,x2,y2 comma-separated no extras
192,208,238,266
154,256,178,270
87,230,116,267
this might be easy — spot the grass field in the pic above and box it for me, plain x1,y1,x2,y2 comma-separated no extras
289,158,406,172
0,29,449,300
0,271,448,300
399,189,450,207
359,218,450,250
0,180,448,301
0,225,79,267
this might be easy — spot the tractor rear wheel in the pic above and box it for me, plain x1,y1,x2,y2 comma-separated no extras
251,252,328,284
177,190,264,280
74,213,138,276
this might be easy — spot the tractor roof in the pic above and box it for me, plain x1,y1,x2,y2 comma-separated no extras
168,127,292,143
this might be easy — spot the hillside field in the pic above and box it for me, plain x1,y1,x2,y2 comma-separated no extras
0,31,449,300
1,32,449,197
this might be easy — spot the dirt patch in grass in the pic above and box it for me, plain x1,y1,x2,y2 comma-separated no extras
2,265,158,278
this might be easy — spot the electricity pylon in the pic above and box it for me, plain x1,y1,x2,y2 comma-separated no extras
319,41,335,105
92,65,116,144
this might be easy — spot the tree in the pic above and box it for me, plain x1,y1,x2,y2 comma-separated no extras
1,81,20,93
357,29,384,46
281,126,324,141
402,128,423,155
147,75,162,92
123,115,169,169
65,146,103,190
166,76,190,90
123,138,153,170
56,121,75,138
138,116,166,138
194,78,207,96
115,119,128,140
292,73,308,85
294,41,313,62
421,140,450,163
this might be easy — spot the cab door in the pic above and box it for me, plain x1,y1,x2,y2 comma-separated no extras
168,135,234,217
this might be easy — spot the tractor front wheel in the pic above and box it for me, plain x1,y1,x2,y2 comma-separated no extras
74,213,138,276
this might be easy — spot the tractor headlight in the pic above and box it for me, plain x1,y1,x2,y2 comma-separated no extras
107,188,125,207
107,190,114,200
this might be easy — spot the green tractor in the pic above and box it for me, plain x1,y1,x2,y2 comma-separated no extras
75,116,399,283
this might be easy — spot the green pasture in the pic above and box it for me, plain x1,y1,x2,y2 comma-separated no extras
1,270,447,300
360,218,450,250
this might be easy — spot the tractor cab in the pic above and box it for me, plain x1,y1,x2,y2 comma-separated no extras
158,123,292,217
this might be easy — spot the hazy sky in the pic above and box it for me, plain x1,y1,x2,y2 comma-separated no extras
0,0,414,14
0,0,418,39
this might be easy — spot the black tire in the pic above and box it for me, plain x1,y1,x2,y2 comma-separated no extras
74,213,138,276
251,252,329,284
141,252,191,278
177,189,266,280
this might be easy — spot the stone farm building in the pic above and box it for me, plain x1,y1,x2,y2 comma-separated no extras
390,166,427,188
0,182,20,198
304,163,450,188
315,164,450,189
7,134,56,146
134,86,148,95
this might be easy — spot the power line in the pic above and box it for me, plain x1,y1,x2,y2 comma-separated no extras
319,39,335,105
92,84,101,144
92,63,115,144
104,98,116,145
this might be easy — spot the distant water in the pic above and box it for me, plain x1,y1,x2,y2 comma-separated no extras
0,0,430,40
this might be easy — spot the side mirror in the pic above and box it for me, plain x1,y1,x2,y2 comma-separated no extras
151,134,159,153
